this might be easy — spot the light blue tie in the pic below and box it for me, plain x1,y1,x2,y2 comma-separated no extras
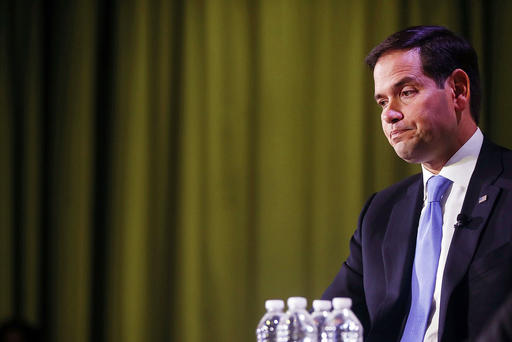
401,175,453,342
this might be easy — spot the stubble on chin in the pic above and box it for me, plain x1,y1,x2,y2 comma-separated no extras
392,141,418,164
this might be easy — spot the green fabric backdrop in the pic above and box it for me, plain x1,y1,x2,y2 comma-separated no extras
2,0,512,341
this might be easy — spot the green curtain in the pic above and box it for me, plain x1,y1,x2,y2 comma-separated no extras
3,1,512,341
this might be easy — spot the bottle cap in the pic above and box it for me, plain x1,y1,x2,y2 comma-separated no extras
332,297,352,310
265,299,285,311
313,300,332,312
287,297,307,310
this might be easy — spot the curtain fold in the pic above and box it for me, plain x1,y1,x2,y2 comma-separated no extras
3,1,511,341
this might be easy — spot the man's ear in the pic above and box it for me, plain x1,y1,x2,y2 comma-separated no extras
448,68,470,112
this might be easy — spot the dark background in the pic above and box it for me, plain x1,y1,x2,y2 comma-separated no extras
2,1,512,341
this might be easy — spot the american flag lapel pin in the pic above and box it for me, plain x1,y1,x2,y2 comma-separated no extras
478,195,488,204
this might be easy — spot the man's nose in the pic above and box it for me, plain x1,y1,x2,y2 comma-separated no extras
382,105,404,124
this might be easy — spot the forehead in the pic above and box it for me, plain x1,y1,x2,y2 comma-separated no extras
373,49,427,93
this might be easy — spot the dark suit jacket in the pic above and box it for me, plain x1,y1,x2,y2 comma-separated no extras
322,138,512,342
475,290,512,342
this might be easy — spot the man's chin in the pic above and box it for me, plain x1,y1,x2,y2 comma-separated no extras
393,145,421,164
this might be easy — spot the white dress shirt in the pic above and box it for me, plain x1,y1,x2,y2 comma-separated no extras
421,128,484,342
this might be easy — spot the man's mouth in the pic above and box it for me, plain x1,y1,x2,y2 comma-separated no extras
390,128,412,142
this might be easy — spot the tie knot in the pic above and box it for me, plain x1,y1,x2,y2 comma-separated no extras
426,175,452,203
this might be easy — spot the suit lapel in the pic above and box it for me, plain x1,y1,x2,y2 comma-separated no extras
438,139,503,338
376,177,423,328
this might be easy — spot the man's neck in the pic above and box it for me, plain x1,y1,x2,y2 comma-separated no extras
422,125,478,174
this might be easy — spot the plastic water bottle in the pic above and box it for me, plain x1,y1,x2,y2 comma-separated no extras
276,296,317,342
311,300,332,341
256,299,286,342
322,297,363,342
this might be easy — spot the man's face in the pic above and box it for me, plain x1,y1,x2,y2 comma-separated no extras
373,49,460,170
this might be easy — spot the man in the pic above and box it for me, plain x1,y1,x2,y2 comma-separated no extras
322,25,512,342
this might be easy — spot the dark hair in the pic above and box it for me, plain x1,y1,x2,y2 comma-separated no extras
365,25,481,124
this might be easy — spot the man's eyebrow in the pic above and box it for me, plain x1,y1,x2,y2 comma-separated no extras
374,76,419,101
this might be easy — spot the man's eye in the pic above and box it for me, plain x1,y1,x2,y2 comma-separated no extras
401,89,417,97
378,100,388,108
399,88,418,104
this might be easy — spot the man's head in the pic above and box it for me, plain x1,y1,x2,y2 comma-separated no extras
366,25,481,123
367,26,480,173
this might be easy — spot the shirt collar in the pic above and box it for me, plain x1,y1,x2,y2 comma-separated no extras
421,128,484,198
